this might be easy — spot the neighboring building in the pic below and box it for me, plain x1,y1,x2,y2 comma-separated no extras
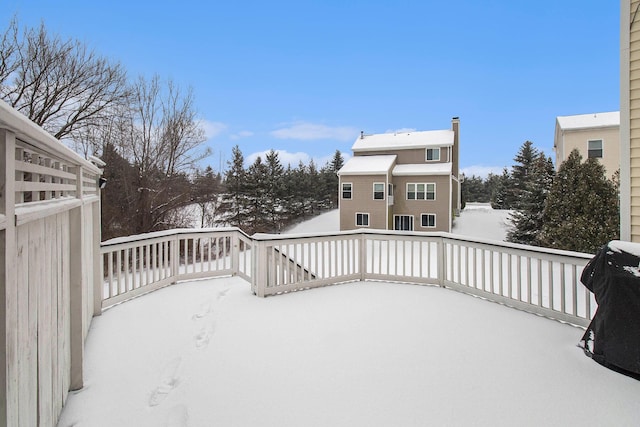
554,111,620,176
337,118,460,232
621,0,640,242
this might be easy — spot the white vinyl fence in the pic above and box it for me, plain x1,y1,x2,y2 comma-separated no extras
101,228,595,327
1,100,103,427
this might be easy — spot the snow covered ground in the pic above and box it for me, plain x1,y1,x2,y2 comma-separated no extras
57,205,640,427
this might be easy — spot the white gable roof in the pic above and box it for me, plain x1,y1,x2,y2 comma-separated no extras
556,111,619,130
337,155,397,176
352,129,454,152
393,163,452,176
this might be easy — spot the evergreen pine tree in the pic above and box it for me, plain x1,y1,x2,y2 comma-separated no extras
319,150,344,209
307,159,319,215
245,156,270,233
506,153,555,245
509,140,539,210
218,145,249,229
491,168,513,209
539,149,619,253
264,150,286,232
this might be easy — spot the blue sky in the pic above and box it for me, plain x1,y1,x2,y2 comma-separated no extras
2,0,620,177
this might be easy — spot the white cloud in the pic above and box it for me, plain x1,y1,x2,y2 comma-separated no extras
245,149,352,169
270,121,357,141
230,130,254,140
461,165,506,179
199,120,227,139
246,149,311,168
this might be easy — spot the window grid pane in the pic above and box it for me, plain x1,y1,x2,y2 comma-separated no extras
588,140,603,158
342,183,352,199
356,213,369,226
421,214,436,227
426,183,435,200
407,183,416,200
373,183,384,200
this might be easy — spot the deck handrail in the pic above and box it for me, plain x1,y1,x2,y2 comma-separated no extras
99,227,595,328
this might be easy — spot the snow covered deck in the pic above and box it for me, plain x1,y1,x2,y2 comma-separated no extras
58,276,640,426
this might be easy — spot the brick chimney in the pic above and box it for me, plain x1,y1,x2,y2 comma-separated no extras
451,117,460,215
451,117,460,179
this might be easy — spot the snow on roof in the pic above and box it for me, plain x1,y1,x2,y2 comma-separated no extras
393,163,452,176
352,129,454,152
337,155,396,175
556,111,619,130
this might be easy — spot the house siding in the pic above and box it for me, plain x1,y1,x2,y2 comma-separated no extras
622,0,640,242
356,148,449,165
392,175,451,232
557,126,620,177
339,174,389,230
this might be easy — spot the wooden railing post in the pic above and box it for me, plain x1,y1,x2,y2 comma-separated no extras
171,234,179,284
359,231,367,281
92,199,103,316
231,231,239,276
69,164,86,390
253,239,267,297
0,128,18,425
438,237,446,287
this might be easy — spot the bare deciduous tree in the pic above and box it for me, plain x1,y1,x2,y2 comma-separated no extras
0,20,129,140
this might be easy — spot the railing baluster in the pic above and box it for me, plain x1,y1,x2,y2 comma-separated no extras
116,250,123,295
98,228,593,326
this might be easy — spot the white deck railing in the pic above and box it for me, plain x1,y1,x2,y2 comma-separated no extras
1,99,103,427
101,228,595,327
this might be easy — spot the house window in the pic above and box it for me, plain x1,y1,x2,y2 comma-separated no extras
356,212,369,227
588,140,603,158
407,183,436,200
426,148,440,161
394,215,414,231
373,183,385,200
426,183,435,200
421,213,436,228
342,183,352,199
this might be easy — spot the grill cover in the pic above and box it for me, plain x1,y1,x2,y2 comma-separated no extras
581,241,640,379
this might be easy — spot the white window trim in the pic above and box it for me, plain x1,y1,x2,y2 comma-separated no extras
393,214,414,231
426,147,441,162
355,212,370,227
406,182,436,200
342,182,353,199
420,213,436,228
373,182,385,200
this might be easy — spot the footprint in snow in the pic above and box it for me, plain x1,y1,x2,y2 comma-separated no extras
149,357,182,407
192,299,213,320
195,320,217,349
217,287,230,300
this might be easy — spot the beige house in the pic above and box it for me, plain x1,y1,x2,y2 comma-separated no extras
554,111,620,177
337,118,460,232
621,0,640,242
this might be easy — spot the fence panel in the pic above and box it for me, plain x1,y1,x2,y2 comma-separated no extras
1,99,103,427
